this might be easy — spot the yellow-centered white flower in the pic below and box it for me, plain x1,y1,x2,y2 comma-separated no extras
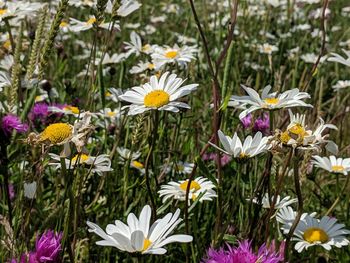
292,215,350,252
211,130,270,159
312,155,350,175
151,44,197,68
119,72,198,115
277,206,316,234
49,153,113,176
158,177,217,203
87,205,193,254
252,194,297,210
231,85,312,119
276,111,338,151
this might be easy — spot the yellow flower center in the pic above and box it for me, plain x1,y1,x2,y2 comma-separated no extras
263,97,279,106
303,227,329,244
142,44,151,52
71,154,90,164
165,50,178,59
142,238,152,251
332,165,344,172
60,21,68,28
35,95,43,102
63,106,80,114
105,91,112,97
264,46,272,53
40,123,73,145
239,153,250,159
0,9,7,15
132,161,144,169
3,39,11,50
147,63,155,70
86,17,96,25
144,90,170,108
176,165,185,172
280,131,291,144
107,111,116,117
288,124,306,136
179,181,201,191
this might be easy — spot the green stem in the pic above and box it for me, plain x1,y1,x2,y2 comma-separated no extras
325,174,350,216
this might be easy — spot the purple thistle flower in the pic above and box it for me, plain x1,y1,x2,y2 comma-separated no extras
1,114,28,136
28,103,49,124
253,113,270,135
202,153,231,167
31,230,63,263
241,114,252,129
202,240,284,263
220,154,232,167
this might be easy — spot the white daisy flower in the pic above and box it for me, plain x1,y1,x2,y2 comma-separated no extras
106,0,141,17
211,130,270,160
277,206,316,234
0,54,14,69
69,16,119,32
252,194,298,210
332,80,350,91
98,108,122,120
231,85,312,119
95,53,126,65
0,71,11,90
312,155,350,175
158,177,217,203
24,182,37,199
160,161,194,175
300,53,327,64
119,72,198,116
151,44,197,68
106,88,123,103
117,147,141,163
59,20,70,32
87,205,193,254
258,43,279,55
129,61,156,74
293,215,350,252
124,31,143,57
130,160,145,174
0,1,42,22
69,0,96,8
48,105,81,116
49,153,113,176
328,49,350,67
277,111,337,151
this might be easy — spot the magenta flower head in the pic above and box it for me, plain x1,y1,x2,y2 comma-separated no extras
1,114,29,137
241,113,252,129
202,240,284,263
253,113,270,135
202,153,231,167
28,103,49,124
31,230,63,262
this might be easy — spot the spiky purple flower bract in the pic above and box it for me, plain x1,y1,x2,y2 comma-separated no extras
31,230,63,262
1,114,28,136
202,240,284,263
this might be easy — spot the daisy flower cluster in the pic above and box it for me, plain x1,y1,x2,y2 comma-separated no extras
1,0,350,262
